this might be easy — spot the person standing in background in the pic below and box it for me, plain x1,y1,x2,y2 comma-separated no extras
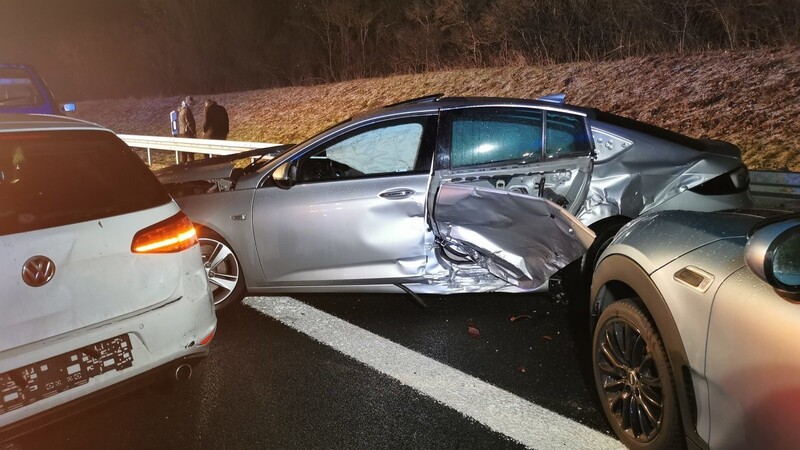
178,96,197,162
202,98,229,140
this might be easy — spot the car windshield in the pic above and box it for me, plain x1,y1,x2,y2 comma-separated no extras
0,130,171,236
0,68,44,108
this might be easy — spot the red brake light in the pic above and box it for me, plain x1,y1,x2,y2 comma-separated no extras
131,212,197,253
199,328,216,346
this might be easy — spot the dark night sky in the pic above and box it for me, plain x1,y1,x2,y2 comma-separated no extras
0,0,147,99
0,0,140,60
0,0,290,100
2,0,797,101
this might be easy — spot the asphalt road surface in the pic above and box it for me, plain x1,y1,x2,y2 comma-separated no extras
4,293,623,450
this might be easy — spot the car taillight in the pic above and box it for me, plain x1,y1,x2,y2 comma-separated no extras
199,328,216,346
131,212,197,253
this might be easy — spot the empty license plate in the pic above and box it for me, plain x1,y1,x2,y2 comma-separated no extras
1,334,134,415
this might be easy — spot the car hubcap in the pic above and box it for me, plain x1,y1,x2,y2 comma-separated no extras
199,237,240,306
596,319,664,443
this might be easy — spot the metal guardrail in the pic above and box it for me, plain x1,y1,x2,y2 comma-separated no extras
750,170,800,210
118,134,281,165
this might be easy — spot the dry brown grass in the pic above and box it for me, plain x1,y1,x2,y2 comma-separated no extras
73,47,800,171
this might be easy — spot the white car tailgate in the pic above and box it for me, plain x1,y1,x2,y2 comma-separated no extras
0,203,185,353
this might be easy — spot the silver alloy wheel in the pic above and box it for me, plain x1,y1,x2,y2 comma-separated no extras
596,317,664,443
199,237,241,307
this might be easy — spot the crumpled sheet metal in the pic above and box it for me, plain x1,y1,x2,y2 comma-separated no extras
578,153,740,224
429,184,595,290
414,246,515,294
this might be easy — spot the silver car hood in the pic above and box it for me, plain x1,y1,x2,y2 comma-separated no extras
155,145,292,185
605,209,773,274
430,184,595,290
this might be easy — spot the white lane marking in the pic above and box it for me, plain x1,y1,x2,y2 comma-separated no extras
245,296,623,450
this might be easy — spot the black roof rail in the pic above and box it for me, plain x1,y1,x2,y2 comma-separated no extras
383,93,444,108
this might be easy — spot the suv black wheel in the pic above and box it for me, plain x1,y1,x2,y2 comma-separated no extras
593,299,683,449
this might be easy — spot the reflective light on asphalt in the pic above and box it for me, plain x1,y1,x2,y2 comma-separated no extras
245,296,623,450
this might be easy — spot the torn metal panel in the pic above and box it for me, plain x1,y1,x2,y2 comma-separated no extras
429,184,595,290
578,123,747,224
434,156,593,216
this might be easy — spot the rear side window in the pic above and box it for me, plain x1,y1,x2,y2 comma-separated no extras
545,111,592,159
448,108,543,168
0,68,44,109
0,130,171,236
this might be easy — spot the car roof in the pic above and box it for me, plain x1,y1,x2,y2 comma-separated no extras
0,114,107,133
351,95,597,122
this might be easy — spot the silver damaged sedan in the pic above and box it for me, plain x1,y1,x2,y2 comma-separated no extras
157,95,753,309
591,209,800,449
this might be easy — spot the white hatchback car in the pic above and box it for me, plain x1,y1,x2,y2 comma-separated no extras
0,115,216,438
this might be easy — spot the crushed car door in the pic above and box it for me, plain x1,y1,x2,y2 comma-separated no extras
434,106,594,216
413,106,596,292
424,183,595,291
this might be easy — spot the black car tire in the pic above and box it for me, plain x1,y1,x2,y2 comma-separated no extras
197,228,246,311
593,299,683,450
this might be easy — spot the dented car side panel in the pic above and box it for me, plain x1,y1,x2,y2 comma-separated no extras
578,121,749,224
427,184,595,290
252,174,430,285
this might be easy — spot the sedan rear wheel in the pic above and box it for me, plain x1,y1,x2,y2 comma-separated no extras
198,230,246,310
593,299,683,449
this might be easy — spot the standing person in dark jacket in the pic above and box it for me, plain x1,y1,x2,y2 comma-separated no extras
178,96,197,162
202,98,229,140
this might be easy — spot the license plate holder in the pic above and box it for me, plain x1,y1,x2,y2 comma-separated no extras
1,334,134,415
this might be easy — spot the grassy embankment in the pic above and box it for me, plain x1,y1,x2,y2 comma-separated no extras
74,47,800,171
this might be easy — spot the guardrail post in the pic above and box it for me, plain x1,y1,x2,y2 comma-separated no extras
147,148,152,166
175,151,180,165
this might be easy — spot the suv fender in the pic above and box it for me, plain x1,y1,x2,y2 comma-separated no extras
591,253,707,450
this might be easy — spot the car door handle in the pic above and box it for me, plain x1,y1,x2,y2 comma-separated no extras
379,189,415,199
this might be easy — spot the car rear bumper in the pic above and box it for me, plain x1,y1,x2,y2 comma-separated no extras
0,290,216,435
0,350,208,443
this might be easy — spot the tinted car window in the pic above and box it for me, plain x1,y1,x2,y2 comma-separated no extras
449,108,543,168
0,130,171,236
0,68,44,109
545,111,591,159
296,118,429,183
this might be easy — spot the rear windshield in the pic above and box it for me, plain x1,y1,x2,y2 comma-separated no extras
0,68,45,109
0,130,171,236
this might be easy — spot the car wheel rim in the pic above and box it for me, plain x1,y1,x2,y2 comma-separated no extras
596,318,664,443
199,237,240,306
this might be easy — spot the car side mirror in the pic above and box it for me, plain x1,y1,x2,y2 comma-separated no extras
272,161,295,189
61,102,76,113
745,217,800,301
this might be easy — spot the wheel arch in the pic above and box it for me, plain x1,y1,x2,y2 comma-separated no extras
591,253,708,450
192,221,253,299
583,216,632,270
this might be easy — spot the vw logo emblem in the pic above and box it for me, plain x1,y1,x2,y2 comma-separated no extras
22,256,56,287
